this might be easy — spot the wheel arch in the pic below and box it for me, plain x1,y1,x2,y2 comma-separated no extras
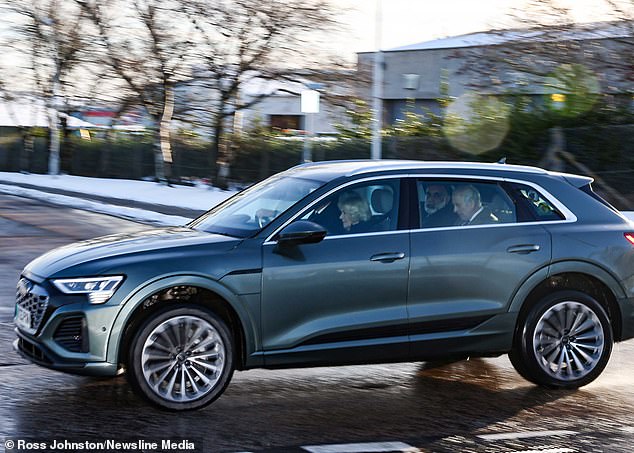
107,275,260,371
510,261,625,341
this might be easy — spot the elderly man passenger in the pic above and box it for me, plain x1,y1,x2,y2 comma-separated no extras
452,185,499,226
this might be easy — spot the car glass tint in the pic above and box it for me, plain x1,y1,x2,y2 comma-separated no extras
189,175,323,237
417,180,517,228
510,183,565,221
301,179,400,236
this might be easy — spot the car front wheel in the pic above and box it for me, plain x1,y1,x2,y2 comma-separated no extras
127,305,234,411
510,290,613,389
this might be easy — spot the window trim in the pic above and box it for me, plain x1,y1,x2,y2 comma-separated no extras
409,174,576,233
504,181,566,223
264,175,405,244
264,174,577,243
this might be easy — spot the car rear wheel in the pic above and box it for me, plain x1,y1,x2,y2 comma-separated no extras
127,305,234,411
510,290,613,388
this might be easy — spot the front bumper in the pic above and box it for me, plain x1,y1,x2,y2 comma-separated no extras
13,277,124,377
14,328,119,376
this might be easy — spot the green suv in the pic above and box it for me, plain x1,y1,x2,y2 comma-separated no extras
14,161,634,410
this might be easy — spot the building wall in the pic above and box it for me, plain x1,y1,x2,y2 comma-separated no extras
238,94,349,135
358,34,634,125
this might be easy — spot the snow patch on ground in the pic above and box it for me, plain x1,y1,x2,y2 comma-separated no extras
0,183,192,226
0,172,234,211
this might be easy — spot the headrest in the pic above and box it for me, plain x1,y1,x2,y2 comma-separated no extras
371,188,394,214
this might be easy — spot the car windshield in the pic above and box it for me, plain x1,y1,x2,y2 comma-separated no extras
189,175,324,238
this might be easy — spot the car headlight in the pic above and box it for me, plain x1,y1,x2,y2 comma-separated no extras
52,276,124,304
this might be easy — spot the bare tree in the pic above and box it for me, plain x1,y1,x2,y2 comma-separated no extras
77,0,350,184
78,0,197,181
182,0,344,186
5,0,92,174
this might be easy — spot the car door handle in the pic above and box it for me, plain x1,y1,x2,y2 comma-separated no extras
370,252,406,263
507,244,541,254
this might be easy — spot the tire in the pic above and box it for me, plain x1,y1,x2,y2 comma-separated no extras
510,290,613,389
127,305,234,411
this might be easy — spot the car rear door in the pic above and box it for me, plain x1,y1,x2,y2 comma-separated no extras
407,177,553,356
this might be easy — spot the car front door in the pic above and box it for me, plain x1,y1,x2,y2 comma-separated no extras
408,177,553,357
260,178,411,366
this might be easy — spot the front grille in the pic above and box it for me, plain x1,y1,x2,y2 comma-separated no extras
15,278,49,334
54,317,88,352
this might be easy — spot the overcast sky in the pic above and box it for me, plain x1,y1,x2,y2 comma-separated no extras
335,0,623,58
0,0,624,94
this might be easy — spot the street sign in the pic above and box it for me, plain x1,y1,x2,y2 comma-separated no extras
301,90,320,114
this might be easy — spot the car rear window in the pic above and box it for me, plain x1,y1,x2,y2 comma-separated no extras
503,182,566,222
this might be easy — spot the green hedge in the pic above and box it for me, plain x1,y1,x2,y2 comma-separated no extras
2,125,634,194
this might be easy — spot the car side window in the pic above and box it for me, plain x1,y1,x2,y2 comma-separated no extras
417,180,517,228
509,183,565,222
301,179,400,236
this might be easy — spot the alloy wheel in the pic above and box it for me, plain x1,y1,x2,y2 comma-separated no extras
141,315,226,402
532,301,605,381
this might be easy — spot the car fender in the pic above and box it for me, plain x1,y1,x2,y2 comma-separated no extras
105,274,261,367
508,260,626,314
508,266,550,314
549,260,626,299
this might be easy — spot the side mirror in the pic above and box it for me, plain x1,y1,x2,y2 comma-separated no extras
277,220,327,246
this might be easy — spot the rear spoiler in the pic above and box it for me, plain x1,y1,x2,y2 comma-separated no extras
560,173,594,188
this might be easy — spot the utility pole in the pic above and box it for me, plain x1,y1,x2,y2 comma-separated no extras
371,0,383,160
301,83,322,163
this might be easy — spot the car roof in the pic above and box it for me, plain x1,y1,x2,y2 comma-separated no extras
284,160,551,181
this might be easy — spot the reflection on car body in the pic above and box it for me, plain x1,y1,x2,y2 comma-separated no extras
13,160,634,410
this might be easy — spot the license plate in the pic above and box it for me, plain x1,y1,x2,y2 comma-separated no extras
15,305,31,330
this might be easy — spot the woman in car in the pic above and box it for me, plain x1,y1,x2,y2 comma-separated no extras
337,191,373,234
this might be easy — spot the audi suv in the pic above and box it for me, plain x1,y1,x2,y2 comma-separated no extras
14,160,634,410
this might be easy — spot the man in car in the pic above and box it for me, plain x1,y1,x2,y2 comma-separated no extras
422,183,459,228
452,184,499,226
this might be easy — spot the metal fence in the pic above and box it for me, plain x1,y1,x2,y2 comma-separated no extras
1,125,633,208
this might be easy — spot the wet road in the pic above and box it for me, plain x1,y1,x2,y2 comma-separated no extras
2,193,634,453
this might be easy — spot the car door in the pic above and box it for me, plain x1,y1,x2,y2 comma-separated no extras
408,177,553,356
261,177,411,366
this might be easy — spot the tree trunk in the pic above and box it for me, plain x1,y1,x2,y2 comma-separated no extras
209,116,223,187
48,72,61,175
259,148,270,181
153,129,166,181
48,107,60,175
155,84,175,182
100,129,113,177
19,127,33,173
540,126,565,172
60,116,74,174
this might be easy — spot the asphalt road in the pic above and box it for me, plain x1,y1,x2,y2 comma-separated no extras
2,193,634,453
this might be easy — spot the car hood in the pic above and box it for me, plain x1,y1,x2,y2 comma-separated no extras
25,227,240,278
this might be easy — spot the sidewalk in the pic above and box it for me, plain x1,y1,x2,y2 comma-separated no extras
0,172,235,226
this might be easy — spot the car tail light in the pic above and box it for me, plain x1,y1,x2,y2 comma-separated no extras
624,233,634,245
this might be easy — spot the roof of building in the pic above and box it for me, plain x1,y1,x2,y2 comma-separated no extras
0,100,98,128
383,21,633,53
